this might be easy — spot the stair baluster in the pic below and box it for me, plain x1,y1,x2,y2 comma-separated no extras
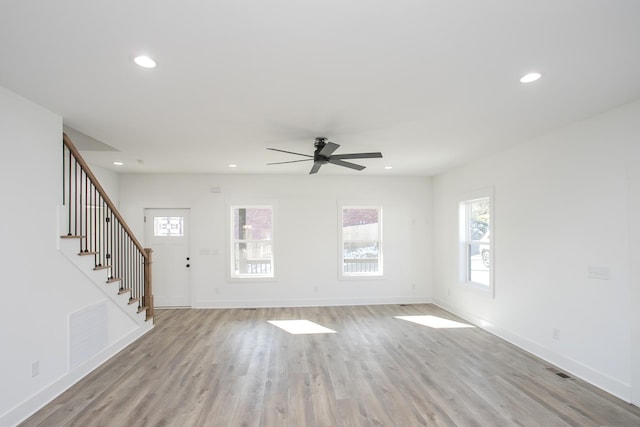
62,133,154,321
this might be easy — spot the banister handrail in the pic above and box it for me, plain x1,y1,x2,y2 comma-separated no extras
63,133,147,259
63,133,153,321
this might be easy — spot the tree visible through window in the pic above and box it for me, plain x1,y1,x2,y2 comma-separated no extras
231,206,273,278
341,206,382,276
463,197,491,287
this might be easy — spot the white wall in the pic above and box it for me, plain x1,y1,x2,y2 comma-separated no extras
0,86,145,426
629,162,640,406
87,164,119,208
118,174,433,307
432,100,640,402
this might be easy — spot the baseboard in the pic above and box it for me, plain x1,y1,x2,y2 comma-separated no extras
1,322,153,427
192,296,431,309
433,297,632,403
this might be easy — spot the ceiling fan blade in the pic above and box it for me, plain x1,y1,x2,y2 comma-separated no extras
267,148,313,158
267,159,313,165
328,158,366,171
330,152,383,160
318,142,340,157
309,162,322,174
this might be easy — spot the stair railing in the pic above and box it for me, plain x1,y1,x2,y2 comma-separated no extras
62,133,153,321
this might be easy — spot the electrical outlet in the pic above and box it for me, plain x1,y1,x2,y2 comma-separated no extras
31,360,40,377
552,328,560,340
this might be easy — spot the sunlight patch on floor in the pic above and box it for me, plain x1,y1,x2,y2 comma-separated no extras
268,320,337,334
395,315,475,329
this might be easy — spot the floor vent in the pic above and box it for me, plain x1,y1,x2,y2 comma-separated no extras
243,308,257,310
546,367,572,379
399,304,408,307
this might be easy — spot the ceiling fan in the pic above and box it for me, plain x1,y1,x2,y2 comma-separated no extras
267,137,383,174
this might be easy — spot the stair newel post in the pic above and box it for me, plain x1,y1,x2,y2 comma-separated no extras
143,248,154,320
63,134,152,323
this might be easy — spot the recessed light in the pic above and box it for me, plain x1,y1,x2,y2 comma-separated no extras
134,55,157,69
520,72,541,83
228,164,237,168
113,161,124,166
384,166,393,170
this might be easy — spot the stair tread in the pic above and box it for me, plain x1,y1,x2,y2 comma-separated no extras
62,233,151,323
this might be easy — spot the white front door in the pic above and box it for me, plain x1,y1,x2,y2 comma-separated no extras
144,208,191,307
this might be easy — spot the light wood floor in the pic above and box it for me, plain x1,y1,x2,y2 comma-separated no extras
21,304,640,426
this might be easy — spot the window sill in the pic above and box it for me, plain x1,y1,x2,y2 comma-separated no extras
339,274,385,281
228,275,277,283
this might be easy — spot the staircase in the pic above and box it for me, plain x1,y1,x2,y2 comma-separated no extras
60,133,153,324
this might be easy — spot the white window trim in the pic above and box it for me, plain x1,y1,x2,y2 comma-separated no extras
458,188,494,297
228,204,275,281
338,204,384,280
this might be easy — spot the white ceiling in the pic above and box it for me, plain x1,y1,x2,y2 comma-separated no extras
2,1,640,176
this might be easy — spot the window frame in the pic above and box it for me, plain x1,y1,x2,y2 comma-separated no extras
229,204,275,280
152,216,185,237
339,204,383,279
459,189,494,296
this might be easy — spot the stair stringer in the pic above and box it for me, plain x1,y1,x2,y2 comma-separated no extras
57,235,149,325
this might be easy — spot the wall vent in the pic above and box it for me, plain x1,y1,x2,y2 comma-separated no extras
69,301,108,369
546,367,573,379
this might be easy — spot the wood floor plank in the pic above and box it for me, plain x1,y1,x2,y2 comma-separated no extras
288,373,317,427
20,304,640,427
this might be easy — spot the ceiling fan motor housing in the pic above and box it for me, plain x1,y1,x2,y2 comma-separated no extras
314,137,329,163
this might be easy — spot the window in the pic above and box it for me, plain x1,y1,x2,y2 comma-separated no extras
230,206,273,278
460,195,492,291
153,216,184,237
340,206,382,277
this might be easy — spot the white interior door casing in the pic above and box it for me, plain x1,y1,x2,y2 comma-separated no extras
144,209,191,307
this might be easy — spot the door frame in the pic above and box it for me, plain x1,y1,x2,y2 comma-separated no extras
144,207,192,308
